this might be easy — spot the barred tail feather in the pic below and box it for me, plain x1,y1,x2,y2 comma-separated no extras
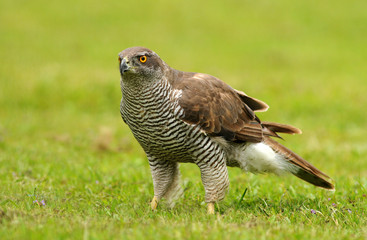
264,136,335,190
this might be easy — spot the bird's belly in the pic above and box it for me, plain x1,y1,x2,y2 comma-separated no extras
122,108,195,162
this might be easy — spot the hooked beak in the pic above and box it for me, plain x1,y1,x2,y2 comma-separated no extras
120,58,130,76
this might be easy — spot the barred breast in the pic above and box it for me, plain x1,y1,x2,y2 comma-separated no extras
120,78,221,164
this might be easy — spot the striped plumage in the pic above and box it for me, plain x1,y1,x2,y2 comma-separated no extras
120,66,229,204
118,47,334,214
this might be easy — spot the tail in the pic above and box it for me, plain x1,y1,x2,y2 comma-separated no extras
264,136,334,190
261,122,334,190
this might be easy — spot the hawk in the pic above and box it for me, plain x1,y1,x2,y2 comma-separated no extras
118,47,334,214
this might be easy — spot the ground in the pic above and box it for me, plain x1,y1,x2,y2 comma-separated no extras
0,0,366,239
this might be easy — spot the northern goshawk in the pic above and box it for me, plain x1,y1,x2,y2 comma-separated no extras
118,47,334,214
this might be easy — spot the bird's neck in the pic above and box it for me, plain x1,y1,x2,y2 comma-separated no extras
121,76,172,103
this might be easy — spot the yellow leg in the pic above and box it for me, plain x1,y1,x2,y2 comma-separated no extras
207,202,215,214
151,196,159,211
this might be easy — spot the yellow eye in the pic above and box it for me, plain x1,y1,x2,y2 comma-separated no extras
139,56,147,63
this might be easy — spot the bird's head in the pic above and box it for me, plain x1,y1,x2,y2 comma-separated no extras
118,47,166,84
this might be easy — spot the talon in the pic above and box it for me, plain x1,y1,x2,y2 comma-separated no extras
207,202,215,214
151,196,159,210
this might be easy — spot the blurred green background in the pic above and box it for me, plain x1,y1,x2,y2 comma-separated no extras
0,0,366,239
1,0,366,172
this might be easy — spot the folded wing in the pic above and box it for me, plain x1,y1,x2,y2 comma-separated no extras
170,71,300,142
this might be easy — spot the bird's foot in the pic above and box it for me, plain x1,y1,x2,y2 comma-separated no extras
151,196,159,211
207,202,215,214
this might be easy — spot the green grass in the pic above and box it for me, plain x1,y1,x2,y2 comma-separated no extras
1,0,366,239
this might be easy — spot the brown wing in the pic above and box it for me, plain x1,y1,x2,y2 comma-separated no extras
234,89,269,112
170,71,269,143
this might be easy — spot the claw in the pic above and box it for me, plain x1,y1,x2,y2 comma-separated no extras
151,196,159,211
207,202,215,214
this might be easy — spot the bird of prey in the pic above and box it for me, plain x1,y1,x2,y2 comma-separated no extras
118,47,334,214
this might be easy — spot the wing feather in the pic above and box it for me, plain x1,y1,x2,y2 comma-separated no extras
171,71,264,142
168,70,301,143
